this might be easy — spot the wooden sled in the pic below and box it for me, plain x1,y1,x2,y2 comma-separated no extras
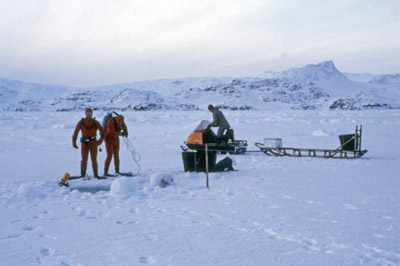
255,125,368,159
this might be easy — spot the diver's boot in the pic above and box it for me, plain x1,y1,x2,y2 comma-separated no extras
93,170,106,179
104,168,116,177
115,168,120,174
80,170,86,177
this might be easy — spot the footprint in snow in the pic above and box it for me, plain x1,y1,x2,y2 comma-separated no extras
116,220,136,225
283,195,295,200
344,203,358,210
269,205,281,209
129,208,138,214
22,225,34,231
145,234,158,242
139,256,157,264
7,233,23,239
77,210,87,217
40,247,52,256
304,200,321,205
302,238,320,252
373,234,386,239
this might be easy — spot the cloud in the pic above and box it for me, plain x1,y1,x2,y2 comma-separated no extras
0,0,399,86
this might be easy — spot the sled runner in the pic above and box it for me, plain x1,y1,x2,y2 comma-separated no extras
255,125,368,159
183,120,247,154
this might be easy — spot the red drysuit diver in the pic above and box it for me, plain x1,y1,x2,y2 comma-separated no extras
72,108,105,178
104,114,128,176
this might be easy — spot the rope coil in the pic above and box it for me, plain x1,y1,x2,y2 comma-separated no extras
123,137,141,176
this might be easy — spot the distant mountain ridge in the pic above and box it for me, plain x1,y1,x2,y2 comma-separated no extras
1,61,399,112
280,61,348,81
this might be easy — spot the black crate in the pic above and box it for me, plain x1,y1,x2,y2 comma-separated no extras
182,151,217,172
182,151,196,172
339,134,356,151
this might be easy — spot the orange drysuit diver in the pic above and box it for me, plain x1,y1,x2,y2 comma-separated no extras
104,114,128,176
72,108,105,178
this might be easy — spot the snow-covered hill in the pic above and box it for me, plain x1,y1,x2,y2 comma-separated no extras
1,61,399,111
369,74,400,85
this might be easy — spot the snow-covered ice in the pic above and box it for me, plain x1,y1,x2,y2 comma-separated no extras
110,177,138,196
0,110,399,265
149,173,174,188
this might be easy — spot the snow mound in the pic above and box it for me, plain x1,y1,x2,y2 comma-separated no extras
110,177,138,196
17,183,45,199
149,173,174,188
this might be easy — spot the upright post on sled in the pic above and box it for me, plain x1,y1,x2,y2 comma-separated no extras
354,125,358,152
359,125,363,151
205,144,209,188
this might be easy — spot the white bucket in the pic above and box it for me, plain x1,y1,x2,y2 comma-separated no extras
264,138,282,148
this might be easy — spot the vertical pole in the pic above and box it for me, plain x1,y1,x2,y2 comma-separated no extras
354,125,358,152
205,144,209,188
359,125,362,151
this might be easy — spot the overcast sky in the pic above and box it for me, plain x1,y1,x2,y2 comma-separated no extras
0,0,399,87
